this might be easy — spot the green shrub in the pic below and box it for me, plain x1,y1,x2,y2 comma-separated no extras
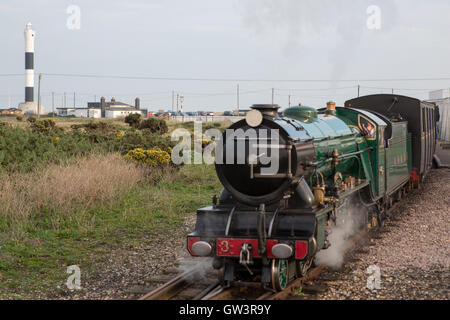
16,115,23,121
139,118,168,134
0,123,176,173
124,113,142,128
30,119,57,134
117,130,174,154
27,115,36,124
71,121,118,135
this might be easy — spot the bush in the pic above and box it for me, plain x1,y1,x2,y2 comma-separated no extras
117,130,174,154
124,113,142,128
30,118,57,134
0,121,176,173
139,118,168,134
71,121,118,135
16,115,23,121
27,115,36,124
124,147,171,167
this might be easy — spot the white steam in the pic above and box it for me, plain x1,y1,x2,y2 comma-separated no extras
315,197,367,269
237,0,399,82
176,253,215,281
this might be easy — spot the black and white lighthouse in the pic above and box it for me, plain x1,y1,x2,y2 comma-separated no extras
24,22,35,102
19,22,40,114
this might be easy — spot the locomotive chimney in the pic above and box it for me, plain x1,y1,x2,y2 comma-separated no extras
250,104,280,120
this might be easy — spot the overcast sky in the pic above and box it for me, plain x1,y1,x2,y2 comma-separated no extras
1,0,450,112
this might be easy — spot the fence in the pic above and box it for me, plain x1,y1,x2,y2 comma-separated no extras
168,116,244,123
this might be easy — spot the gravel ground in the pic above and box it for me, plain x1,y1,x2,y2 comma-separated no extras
50,169,449,300
309,168,450,300
50,215,197,300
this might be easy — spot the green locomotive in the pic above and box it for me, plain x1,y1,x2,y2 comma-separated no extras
187,94,437,291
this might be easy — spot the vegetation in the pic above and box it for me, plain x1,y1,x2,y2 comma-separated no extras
0,120,174,173
138,117,168,134
124,147,172,167
124,113,141,128
0,117,226,298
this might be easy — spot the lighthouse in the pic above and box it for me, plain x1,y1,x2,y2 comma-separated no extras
25,22,35,102
19,22,41,114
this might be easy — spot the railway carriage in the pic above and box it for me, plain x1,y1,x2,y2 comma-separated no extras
187,94,438,291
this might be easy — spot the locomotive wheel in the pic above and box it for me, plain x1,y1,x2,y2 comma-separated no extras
271,259,289,291
296,259,312,278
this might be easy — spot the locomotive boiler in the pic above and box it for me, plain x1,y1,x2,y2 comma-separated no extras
187,95,437,291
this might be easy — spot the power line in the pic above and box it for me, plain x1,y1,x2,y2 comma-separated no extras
275,86,357,91
40,73,450,83
360,86,437,91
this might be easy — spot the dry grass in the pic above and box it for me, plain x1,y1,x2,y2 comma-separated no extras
0,154,143,229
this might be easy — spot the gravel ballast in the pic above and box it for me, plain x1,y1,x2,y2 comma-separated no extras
52,169,449,300
309,168,449,300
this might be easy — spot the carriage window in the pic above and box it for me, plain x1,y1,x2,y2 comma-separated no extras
378,128,384,147
429,109,432,132
427,108,431,131
422,109,426,133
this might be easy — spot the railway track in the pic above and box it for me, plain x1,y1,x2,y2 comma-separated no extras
140,232,368,301
139,265,222,300
140,196,405,301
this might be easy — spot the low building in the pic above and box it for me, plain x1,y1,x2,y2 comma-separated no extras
56,97,145,118
233,109,250,116
0,108,23,116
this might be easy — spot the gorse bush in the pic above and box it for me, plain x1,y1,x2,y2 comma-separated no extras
124,115,168,134
71,121,119,135
124,147,172,167
0,122,175,172
30,119,58,134
139,118,168,134
124,113,141,128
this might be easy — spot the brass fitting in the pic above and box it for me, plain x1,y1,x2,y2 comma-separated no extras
332,148,339,167
311,171,326,206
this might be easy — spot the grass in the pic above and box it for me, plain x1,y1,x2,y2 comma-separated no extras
293,287,303,296
0,158,221,298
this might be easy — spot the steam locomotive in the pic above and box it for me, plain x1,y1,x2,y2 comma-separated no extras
187,94,438,291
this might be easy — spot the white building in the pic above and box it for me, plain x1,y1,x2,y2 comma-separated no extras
56,97,144,119
428,89,450,141
105,108,142,118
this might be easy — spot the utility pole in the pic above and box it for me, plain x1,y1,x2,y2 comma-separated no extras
271,88,274,104
52,92,54,117
64,92,66,108
392,88,394,94
176,93,179,113
357,85,360,97
73,92,76,108
288,94,291,107
172,91,174,112
37,73,42,119
237,84,240,114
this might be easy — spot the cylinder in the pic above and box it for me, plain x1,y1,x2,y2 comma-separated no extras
24,23,35,102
